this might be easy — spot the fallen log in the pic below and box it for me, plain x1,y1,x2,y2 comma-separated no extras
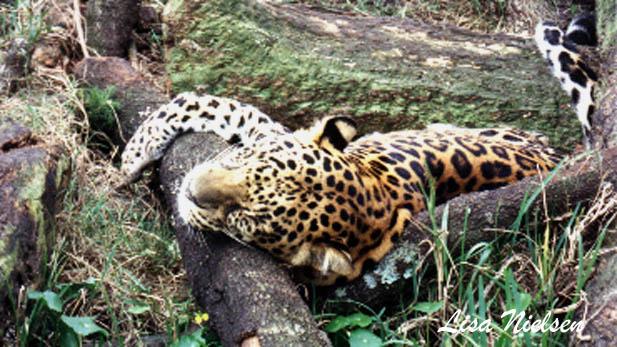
74,57,331,346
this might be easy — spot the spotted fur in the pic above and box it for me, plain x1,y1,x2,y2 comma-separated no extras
122,93,563,285
535,13,598,148
121,93,288,182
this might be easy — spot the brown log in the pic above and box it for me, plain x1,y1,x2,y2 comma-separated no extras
0,120,70,338
73,57,167,144
73,57,331,346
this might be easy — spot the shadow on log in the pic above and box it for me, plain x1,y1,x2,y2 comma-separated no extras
74,57,331,346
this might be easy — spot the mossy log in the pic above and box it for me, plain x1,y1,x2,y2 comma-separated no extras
73,57,331,346
0,120,70,337
164,0,580,151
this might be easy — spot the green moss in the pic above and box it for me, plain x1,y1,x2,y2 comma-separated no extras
81,86,121,136
597,0,617,52
0,225,17,278
17,161,50,257
166,0,580,150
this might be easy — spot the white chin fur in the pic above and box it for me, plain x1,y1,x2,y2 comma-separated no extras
177,173,195,225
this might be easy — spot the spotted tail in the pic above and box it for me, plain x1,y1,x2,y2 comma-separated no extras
534,13,598,148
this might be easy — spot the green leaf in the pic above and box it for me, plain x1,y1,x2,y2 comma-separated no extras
28,290,63,312
59,325,80,347
412,301,443,314
325,316,349,333
517,292,532,312
61,315,108,337
56,277,97,302
325,313,373,333
349,329,382,347
171,328,207,347
345,313,373,328
127,303,151,315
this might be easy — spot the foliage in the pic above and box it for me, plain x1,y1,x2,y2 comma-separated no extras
0,0,47,45
21,279,108,346
80,86,121,146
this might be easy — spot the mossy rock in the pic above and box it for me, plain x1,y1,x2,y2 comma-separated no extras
0,120,70,336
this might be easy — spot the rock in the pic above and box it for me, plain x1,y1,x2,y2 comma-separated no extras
85,0,139,57
0,39,29,94
0,120,70,336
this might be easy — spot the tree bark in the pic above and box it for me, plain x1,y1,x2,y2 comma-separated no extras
73,57,331,347
592,51,617,149
0,120,70,339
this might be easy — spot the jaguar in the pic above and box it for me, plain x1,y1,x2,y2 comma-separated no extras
121,15,597,285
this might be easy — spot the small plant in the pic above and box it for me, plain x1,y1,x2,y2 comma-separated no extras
81,86,121,138
20,278,108,346
168,312,220,347
0,0,47,44
326,312,382,346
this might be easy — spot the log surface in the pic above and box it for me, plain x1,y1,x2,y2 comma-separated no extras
165,0,581,151
573,5,617,342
